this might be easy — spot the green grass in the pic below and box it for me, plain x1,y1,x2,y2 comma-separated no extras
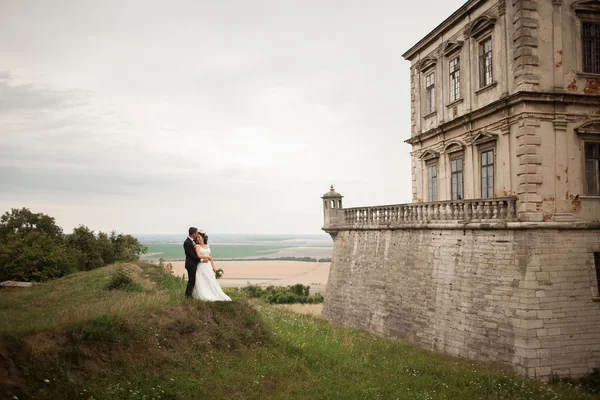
143,243,287,259
1,262,598,399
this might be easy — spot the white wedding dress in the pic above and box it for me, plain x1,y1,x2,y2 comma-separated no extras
191,245,231,301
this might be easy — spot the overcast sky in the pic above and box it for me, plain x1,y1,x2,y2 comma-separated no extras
0,0,465,235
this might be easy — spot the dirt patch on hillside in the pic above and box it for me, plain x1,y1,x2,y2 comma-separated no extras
0,301,272,399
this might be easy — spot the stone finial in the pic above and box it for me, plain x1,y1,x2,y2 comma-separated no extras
322,185,343,199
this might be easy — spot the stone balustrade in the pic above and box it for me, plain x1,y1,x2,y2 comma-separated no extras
339,197,517,227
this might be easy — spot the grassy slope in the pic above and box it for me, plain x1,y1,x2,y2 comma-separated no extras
0,263,597,400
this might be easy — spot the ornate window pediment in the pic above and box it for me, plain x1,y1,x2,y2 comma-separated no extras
442,41,464,57
469,131,498,146
419,149,440,161
573,0,600,14
415,55,438,73
464,15,497,38
576,119,600,134
442,140,466,154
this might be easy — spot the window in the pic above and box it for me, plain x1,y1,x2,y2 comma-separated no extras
481,149,494,198
583,22,600,74
449,58,461,102
479,37,493,87
427,164,438,202
425,73,436,114
451,156,464,200
586,142,600,195
595,253,600,296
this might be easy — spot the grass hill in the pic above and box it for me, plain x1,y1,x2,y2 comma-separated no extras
1,263,598,399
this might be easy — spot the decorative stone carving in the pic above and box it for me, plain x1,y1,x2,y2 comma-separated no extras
419,149,440,161
464,15,497,38
442,140,466,154
414,55,438,73
442,40,464,57
499,0,506,15
572,0,600,14
469,131,498,146
575,119,600,134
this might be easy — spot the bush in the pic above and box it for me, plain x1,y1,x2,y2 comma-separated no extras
107,265,141,291
290,283,310,296
549,368,600,394
71,315,128,343
241,285,265,298
158,258,173,274
239,284,324,305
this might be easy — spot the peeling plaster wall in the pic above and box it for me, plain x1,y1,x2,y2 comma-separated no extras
406,0,600,223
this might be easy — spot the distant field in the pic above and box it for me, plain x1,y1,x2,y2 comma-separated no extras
143,243,286,259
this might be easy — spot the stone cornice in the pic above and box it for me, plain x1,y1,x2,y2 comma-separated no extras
403,0,486,60
405,91,600,145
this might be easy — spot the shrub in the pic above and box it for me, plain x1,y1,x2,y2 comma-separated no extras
549,368,600,394
239,284,324,305
71,315,128,343
158,258,173,274
107,265,141,291
241,285,264,298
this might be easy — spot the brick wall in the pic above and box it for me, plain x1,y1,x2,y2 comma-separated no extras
322,227,600,379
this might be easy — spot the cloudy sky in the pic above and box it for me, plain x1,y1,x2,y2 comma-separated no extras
0,0,465,235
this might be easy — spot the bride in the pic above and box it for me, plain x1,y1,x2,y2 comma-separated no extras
191,231,231,301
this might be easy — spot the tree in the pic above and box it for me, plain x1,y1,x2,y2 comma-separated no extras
67,226,104,270
0,207,147,281
0,230,80,282
97,231,116,265
0,208,63,240
110,232,147,262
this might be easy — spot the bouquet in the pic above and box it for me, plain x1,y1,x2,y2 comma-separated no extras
215,269,224,279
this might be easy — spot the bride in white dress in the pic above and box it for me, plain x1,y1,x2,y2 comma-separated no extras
191,232,231,301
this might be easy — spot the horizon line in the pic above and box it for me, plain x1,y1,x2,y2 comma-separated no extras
131,232,330,236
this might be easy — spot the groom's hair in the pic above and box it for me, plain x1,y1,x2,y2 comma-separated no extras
189,227,198,236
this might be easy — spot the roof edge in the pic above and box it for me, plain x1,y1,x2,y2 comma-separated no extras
402,0,486,60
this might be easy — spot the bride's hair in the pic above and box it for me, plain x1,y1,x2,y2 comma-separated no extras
199,232,208,244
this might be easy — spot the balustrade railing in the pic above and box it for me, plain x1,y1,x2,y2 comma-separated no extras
341,197,517,226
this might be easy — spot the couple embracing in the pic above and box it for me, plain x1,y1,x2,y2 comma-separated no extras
183,227,231,301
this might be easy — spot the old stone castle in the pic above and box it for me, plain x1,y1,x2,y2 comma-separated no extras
321,0,600,379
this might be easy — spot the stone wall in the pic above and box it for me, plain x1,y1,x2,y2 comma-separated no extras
322,226,600,379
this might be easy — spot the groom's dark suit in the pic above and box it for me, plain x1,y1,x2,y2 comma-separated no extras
184,237,201,298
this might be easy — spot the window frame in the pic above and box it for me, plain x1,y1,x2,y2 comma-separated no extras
425,72,436,115
449,57,461,103
450,153,464,201
582,21,600,74
478,36,493,88
426,162,438,202
593,252,600,300
479,146,495,199
585,141,600,196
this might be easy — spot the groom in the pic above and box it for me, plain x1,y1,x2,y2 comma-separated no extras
183,227,201,298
